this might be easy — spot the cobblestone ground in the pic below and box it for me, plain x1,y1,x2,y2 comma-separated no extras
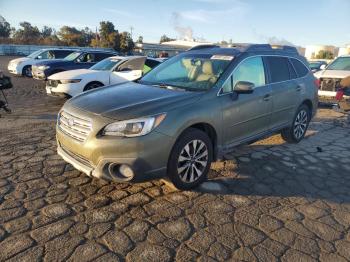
1,56,350,261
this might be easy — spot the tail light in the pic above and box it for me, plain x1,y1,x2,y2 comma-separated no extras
314,78,320,89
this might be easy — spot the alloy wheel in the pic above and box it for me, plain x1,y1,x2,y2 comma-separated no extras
293,109,308,139
177,139,208,183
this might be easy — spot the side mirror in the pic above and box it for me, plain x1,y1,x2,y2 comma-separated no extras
320,64,326,70
234,81,255,94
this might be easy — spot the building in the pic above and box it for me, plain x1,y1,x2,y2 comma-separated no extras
304,45,338,59
134,40,213,58
338,45,350,56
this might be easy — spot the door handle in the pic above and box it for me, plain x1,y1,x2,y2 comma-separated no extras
296,85,302,91
263,94,270,101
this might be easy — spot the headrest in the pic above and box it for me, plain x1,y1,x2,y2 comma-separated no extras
202,61,213,75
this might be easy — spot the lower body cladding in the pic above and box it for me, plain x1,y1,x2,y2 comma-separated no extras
56,127,175,183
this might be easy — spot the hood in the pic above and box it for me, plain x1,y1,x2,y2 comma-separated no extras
67,82,203,120
10,57,30,63
315,69,350,79
48,69,103,80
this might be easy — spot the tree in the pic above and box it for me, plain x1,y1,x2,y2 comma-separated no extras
120,31,134,54
12,22,41,44
98,21,120,50
316,50,334,60
41,26,53,38
160,34,174,43
0,16,11,38
57,26,85,46
137,36,143,44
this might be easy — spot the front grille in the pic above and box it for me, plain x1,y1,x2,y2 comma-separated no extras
47,80,59,87
60,143,93,168
320,78,341,92
58,111,92,142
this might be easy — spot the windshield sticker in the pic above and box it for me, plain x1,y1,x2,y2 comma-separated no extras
211,55,234,61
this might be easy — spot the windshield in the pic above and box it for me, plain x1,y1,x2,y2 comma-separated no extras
327,57,350,71
64,51,82,61
27,50,43,59
90,57,121,71
140,54,233,91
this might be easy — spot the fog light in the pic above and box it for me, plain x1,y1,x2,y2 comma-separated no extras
119,164,134,179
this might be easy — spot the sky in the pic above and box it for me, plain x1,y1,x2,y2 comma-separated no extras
1,0,349,47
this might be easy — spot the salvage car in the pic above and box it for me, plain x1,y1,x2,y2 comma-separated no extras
56,44,318,189
315,55,350,103
46,56,161,98
7,48,76,77
32,50,118,80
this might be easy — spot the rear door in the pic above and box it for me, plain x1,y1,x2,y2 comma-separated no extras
110,57,146,84
220,56,273,145
264,56,301,129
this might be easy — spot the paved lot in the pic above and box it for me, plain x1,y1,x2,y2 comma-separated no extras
0,56,350,261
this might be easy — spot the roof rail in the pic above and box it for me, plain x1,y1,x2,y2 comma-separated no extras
244,44,298,53
188,44,219,51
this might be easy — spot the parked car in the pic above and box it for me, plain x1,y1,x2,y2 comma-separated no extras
7,48,76,77
32,50,118,80
308,60,327,73
46,56,161,98
56,44,318,189
314,55,350,103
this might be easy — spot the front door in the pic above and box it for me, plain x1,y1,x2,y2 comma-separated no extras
110,57,146,84
220,56,272,146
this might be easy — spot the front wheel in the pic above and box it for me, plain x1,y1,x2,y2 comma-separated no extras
281,104,310,143
22,66,32,77
167,128,213,190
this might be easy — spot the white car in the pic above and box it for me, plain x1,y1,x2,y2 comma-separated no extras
46,56,161,98
315,55,350,102
7,49,75,77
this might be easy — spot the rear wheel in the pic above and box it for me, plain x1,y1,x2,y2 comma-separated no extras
22,66,32,77
281,104,310,143
84,82,103,91
168,128,213,190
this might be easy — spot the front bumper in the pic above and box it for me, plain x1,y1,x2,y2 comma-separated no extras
318,90,350,104
56,107,174,182
32,68,47,80
7,64,21,75
46,83,77,98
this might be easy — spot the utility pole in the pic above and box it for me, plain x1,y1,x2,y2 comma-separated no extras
130,26,134,39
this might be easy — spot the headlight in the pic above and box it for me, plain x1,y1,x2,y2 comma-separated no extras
38,65,50,70
59,79,81,84
102,114,166,137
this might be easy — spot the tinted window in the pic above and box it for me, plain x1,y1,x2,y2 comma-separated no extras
291,58,309,77
95,53,114,61
145,59,160,68
54,50,74,58
266,57,290,83
288,59,297,79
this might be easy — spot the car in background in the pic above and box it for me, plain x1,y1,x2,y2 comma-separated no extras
32,50,118,80
46,56,161,98
309,60,327,73
314,55,350,103
7,48,76,77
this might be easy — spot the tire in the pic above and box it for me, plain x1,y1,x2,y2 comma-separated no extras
281,104,310,143
84,82,103,91
167,128,213,190
22,66,32,77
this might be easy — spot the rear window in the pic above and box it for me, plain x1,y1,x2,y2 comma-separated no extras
291,58,309,77
266,56,290,83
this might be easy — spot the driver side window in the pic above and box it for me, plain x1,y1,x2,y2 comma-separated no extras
222,56,265,93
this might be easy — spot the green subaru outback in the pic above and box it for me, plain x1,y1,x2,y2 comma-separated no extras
56,44,318,189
